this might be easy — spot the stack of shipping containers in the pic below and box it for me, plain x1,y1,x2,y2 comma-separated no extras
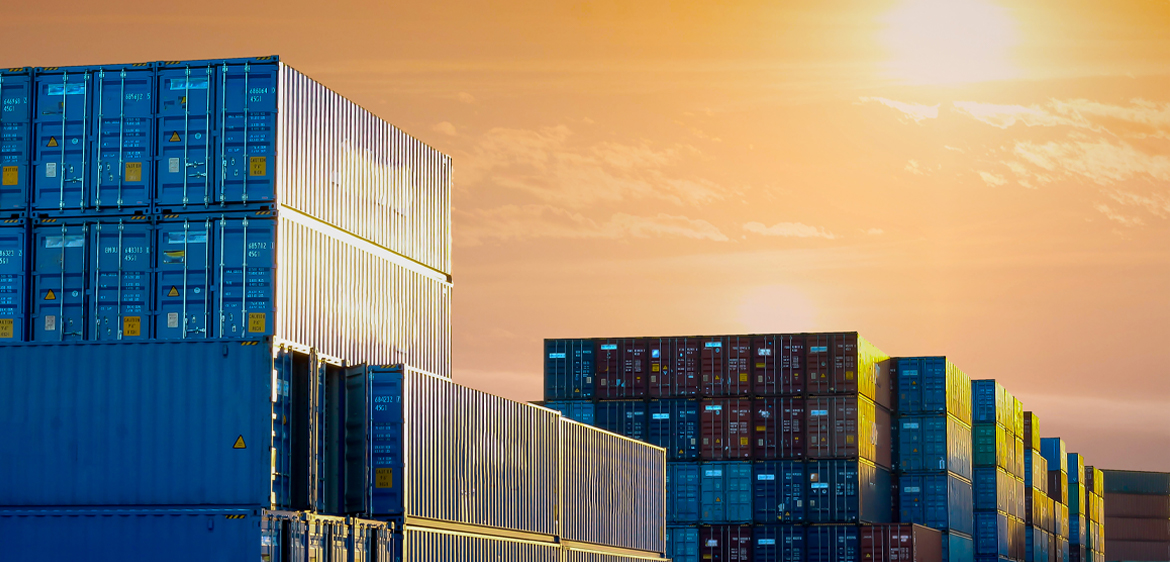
1102,470,1169,562
1068,454,1089,562
1082,467,1106,561
1043,438,1073,562
971,380,1027,562
892,357,975,562
1023,412,1056,562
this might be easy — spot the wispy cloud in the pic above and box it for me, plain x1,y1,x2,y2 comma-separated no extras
905,160,927,175
861,97,939,122
432,121,458,136
1012,138,1170,186
1095,204,1145,227
457,205,729,246
744,221,837,239
952,101,1084,129
979,171,1007,186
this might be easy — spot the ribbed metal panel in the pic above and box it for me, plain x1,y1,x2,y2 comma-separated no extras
399,526,560,562
276,64,450,275
564,547,668,561
560,419,667,553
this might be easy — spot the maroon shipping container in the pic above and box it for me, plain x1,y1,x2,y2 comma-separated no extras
1108,540,1170,562
702,398,753,460
725,335,753,396
806,395,891,468
752,334,805,396
806,332,892,408
595,338,647,399
753,397,805,460
646,337,701,398
860,524,943,562
701,525,753,562
1105,493,1170,518
1105,517,1170,541
702,336,750,397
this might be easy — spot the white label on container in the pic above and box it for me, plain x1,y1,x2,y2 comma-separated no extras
601,344,617,350
548,352,566,359
44,315,56,331
167,312,179,328
652,413,670,420
169,158,180,173
810,409,828,416
811,483,828,489
45,163,56,178
903,422,920,429
757,348,772,356
758,539,776,545
705,470,722,477
706,540,719,547
905,486,921,493
758,474,775,481
705,405,722,411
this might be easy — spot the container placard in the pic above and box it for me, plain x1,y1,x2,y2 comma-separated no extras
375,468,393,489
0,318,12,338
249,157,266,176
248,313,265,333
123,316,141,337
124,162,142,182
1,166,16,186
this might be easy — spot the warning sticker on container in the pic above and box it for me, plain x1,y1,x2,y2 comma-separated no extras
248,313,266,333
0,318,12,339
1,166,16,186
123,316,141,337
249,157,266,177
167,312,179,328
124,162,142,182
47,136,59,147
45,315,56,331
375,468,393,489
169,131,181,142
168,158,180,173
233,435,246,449
167,286,180,297
45,162,56,178
44,289,56,301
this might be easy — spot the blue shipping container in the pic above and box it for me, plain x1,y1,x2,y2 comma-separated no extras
701,461,753,523
753,524,805,562
975,511,1011,557
898,472,975,535
0,220,26,341
806,525,858,562
943,531,975,562
668,526,700,562
896,356,972,423
972,380,1010,427
974,467,1018,514
543,401,596,425
0,68,32,213
1040,438,1067,474
669,463,702,523
544,338,595,399
649,399,700,460
897,413,973,480
596,400,648,441
753,461,806,523
806,459,892,524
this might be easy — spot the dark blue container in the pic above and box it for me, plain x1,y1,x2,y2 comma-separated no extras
898,472,975,535
91,65,154,213
542,401,595,425
668,462,702,523
31,218,89,340
896,356,972,423
89,218,153,340
31,66,90,213
943,531,975,562
806,524,858,562
595,400,647,441
667,526,700,562
649,399,700,460
1040,438,1067,474
0,220,26,341
806,460,892,524
974,467,1014,513
544,338,595,399
0,68,32,214
972,380,1008,426
701,461,752,523
896,414,973,480
753,460,806,523
753,524,805,562
974,511,1010,557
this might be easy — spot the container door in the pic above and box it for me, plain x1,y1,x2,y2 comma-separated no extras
215,214,275,337
0,221,25,341
33,71,92,213
219,62,278,207
91,67,153,211
156,65,216,209
365,366,406,517
32,222,87,341
272,349,295,509
0,71,32,213
155,216,212,339
89,219,152,340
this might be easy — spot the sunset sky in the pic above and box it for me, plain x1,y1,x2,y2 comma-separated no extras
6,0,1168,470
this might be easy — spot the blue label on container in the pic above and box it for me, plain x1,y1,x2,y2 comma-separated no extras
601,344,617,350
758,474,775,481
810,346,828,353
652,413,670,420
548,352,566,359
651,349,661,358
705,470,723,477
705,405,722,411
810,409,828,416
705,341,722,348
811,483,828,489
905,486,921,493
47,84,86,96
903,369,919,376
903,422,919,429
169,78,210,90
759,539,776,546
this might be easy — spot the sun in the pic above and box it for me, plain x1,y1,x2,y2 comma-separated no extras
879,0,1020,85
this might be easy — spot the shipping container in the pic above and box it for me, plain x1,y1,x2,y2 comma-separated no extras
648,398,700,460
1103,494,1169,518
668,526,701,562
753,524,806,562
807,524,859,562
805,332,892,407
1105,540,1170,562
806,459,893,523
1104,517,1170,541
897,414,973,479
1024,412,1041,451
1085,467,1105,495
860,523,944,562
0,219,27,341
751,333,805,396
349,518,396,562
596,400,648,441
753,396,805,460
702,336,753,396
701,525,753,562
701,461,753,523
668,463,702,523
1051,470,1070,505
1103,470,1170,495
1070,483,1087,518
894,357,972,424
975,511,1011,557
1070,514,1088,546
753,460,806,523
1028,450,1050,494
0,507,308,562
972,380,1013,429
806,394,892,468
898,472,976,536
1027,488,1055,533
544,339,595,399
647,336,701,398
543,401,596,425
942,531,975,562
1041,439,1068,475
975,467,1021,514
973,423,1009,470
397,525,559,562
595,339,647,399
702,398,753,460
1,69,31,214
1068,454,1086,485
564,548,669,562
1028,526,1053,562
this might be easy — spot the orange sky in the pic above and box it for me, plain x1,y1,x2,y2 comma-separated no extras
5,0,1168,470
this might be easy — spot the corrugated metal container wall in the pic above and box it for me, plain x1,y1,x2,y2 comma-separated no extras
1024,412,1041,451
806,395,892,468
668,462,702,523
275,64,451,275
807,332,891,402
701,461,753,523
543,401,596,425
349,518,396,562
807,524,859,562
708,335,751,396
305,514,349,562
596,399,648,441
895,357,972,424
0,69,31,214
668,526,701,562
648,398,700,460
975,510,1011,557
397,526,560,562
564,548,670,562
1103,494,1170,518
972,380,1012,428
860,524,944,562
701,525,753,562
973,423,1009,470
560,419,666,553
753,460,807,523
595,339,647,399
896,414,973,479
702,398,753,460
898,472,976,535
942,531,975,562
1040,439,1068,475
1103,517,1170,541
0,508,305,562
1027,450,1050,494
975,467,1017,513
751,333,805,396
0,341,275,507
753,397,805,460
0,220,26,342
545,338,595,399
1050,470,1069,505
753,524,805,562
1103,470,1170,495
806,459,893,523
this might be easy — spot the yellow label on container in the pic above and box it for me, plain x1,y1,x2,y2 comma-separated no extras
123,316,141,337
1,166,17,186
846,435,855,444
755,362,765,369
651,364,660,372
47,136,58,147
846,370,854,380
233,435,246,449
375,468,393,489
124,162,142,182
248,313,266,333
249,156,266,176
0,318,12,339
740,373,748,382
740,437,748,445
169,131,181,142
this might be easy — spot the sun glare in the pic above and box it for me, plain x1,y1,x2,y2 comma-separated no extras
880,0,1020,85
